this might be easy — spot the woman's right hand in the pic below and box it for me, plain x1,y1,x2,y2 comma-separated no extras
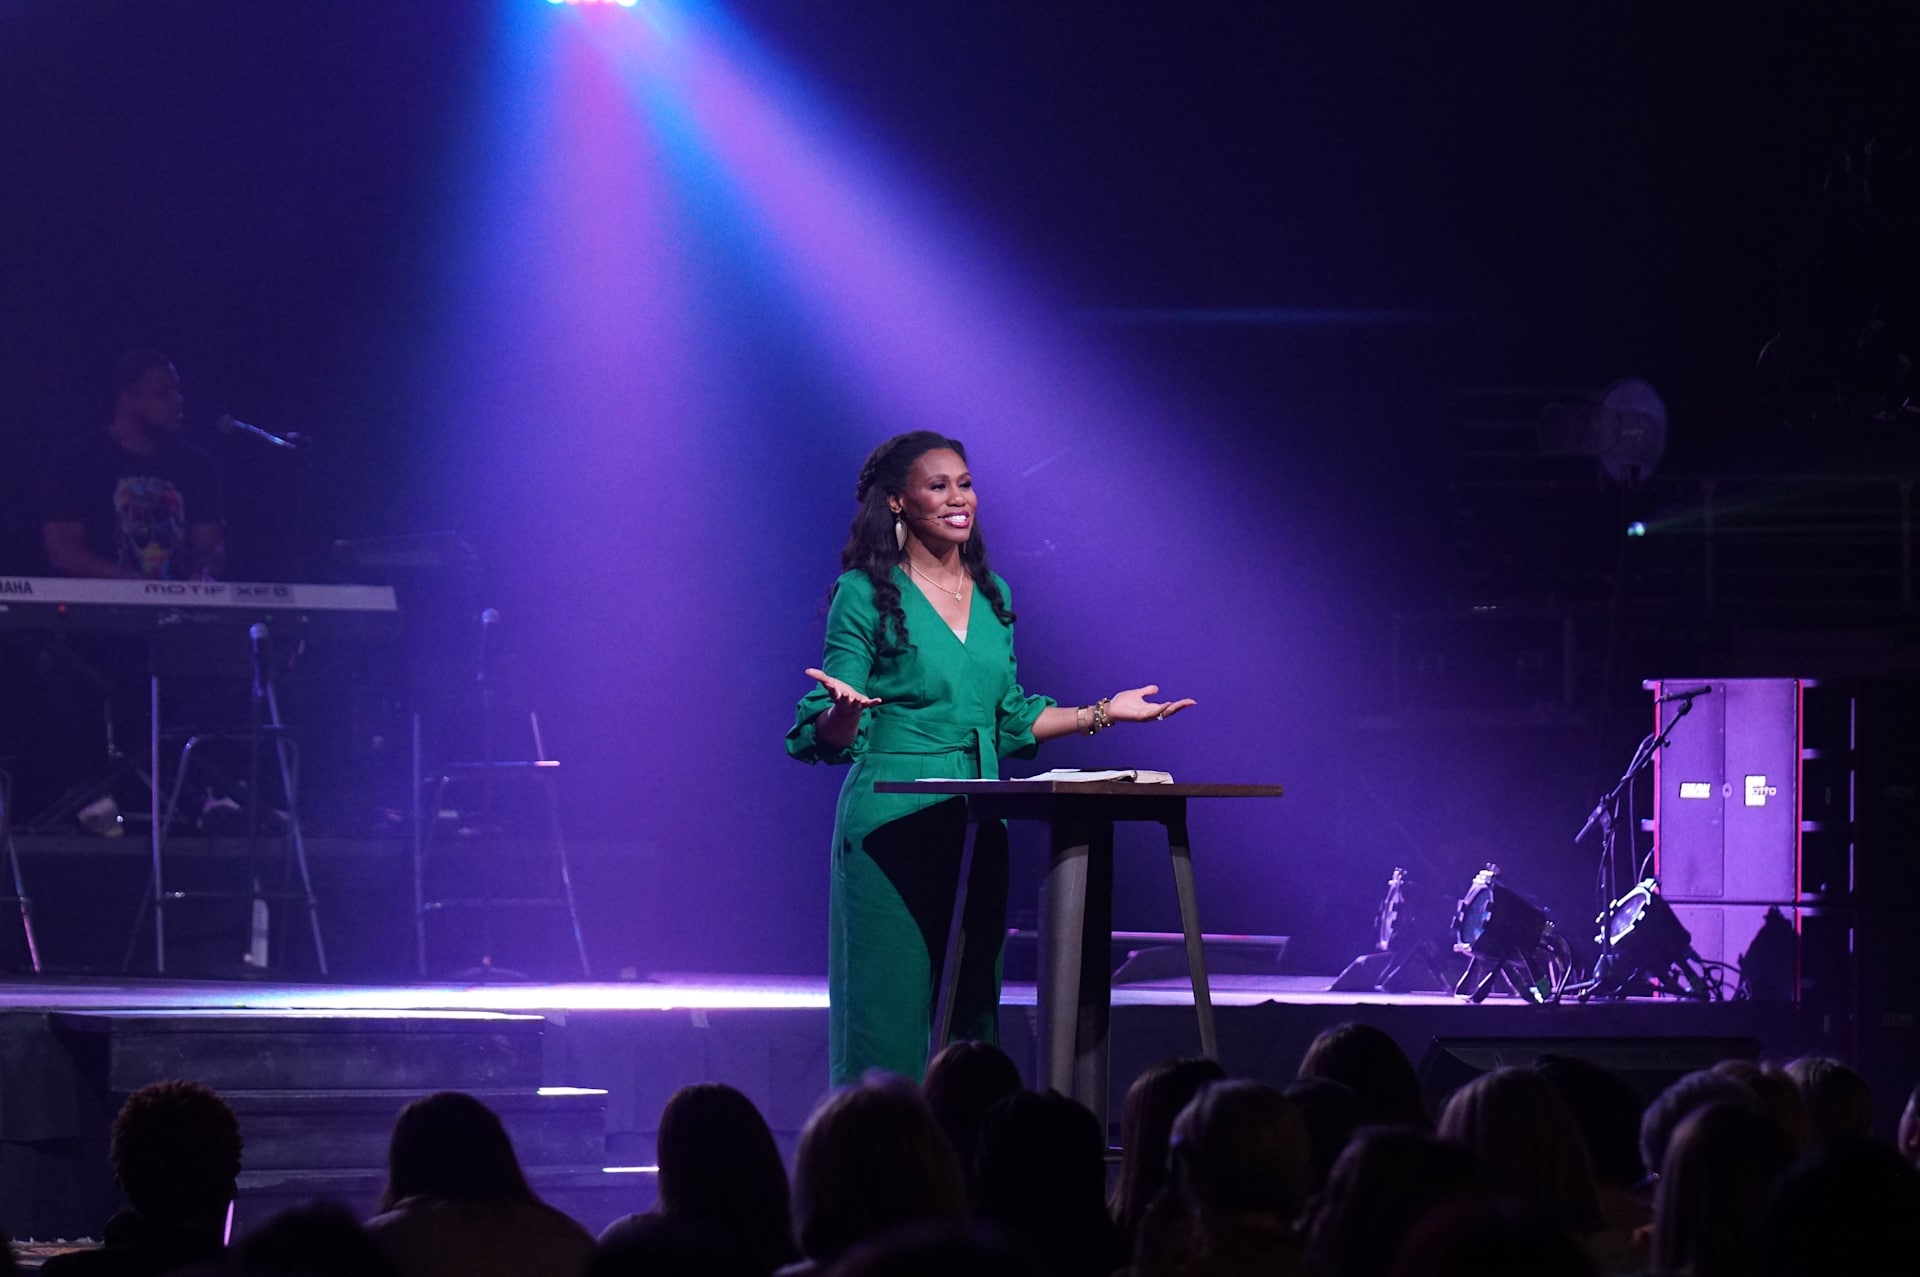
806,668,882,715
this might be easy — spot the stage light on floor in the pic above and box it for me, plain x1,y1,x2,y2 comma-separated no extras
1576,878,1718,1001
1451,865,1570,1005
1601,880,1690,969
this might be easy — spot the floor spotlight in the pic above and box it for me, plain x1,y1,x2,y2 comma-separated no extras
1576,878,1717,1001
1451,865,1569,1004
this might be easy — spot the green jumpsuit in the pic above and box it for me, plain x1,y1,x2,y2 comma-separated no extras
787,567,1055,1085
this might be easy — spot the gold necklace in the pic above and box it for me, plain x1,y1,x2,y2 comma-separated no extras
907,559,968,602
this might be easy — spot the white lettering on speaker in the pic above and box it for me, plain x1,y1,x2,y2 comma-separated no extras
1745,774,1778,807
1679,782,1713,799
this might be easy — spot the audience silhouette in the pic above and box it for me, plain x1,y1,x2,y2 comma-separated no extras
1302,1127,1490,1277
232,1202,400,1277
1108,1056,1226,1247
366,1091,595,1277
783,1074,965,1276
41,1080,243,1277
1131,1079,1311,1277
599,1082,796,1277
1295,1022,1430,1130
921,1040,1024,1209
25,1037,1920,1277
972,1090,1121,1277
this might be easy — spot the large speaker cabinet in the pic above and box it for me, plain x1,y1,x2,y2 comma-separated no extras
1647,677,1918,1117
1646,678,1814,978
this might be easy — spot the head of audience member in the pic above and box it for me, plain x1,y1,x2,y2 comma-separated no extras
1387,1199,1599,1277
590,1214,762,1277
973,1091,1121,1277
1109,1056,1227,1242
1900,1081,1920,1168
1171,1080,1311,1225
1303,1127,1492,1277
1651,1102,1794,1277
791,1074,966,1266
1283,1076,1376,1193
1134,1082,1310,1277
652,1082,796,1274
377,1091,536,1213
111,1079,244,1238
1437,1066,1603,1237
828,1222,1045,1277
1297,1021,1430,1129
1783,1054,1874,1146
921,1040,1023,1201
1532,1054,1646,1192
1711,1059,1813,1156
1639,1069,1761,1183
1755,1136,1920,1277
234,1203,401,1277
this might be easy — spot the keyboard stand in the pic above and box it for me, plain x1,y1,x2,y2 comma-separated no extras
0,771,43,972
123,642,329,976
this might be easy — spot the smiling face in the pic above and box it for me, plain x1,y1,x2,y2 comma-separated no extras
889,447,976,554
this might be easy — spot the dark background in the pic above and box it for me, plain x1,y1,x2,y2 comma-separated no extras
2,1,1916,979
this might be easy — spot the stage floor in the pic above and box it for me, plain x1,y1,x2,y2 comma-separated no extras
0,971,1550,1013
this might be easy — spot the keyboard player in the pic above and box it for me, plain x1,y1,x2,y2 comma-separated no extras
39,349,227,582
13,349,230,831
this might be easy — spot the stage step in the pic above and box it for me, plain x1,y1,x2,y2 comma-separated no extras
235,1164,650,1236
223,1086,609,1171
52,1010,546,1093
37,1010,633,1235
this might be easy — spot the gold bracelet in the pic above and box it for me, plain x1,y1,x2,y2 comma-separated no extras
1090,697,1113,734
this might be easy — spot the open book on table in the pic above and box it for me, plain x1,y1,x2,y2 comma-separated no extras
1012,768,1174,784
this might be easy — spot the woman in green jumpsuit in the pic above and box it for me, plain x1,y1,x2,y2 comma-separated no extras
788,431,1194,1085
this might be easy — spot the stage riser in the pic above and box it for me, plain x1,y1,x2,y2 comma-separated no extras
53,1014,545,1093
549,999,1824,1150
223,1089,607,1171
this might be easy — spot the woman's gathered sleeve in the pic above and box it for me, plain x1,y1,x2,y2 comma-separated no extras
992,580,1056,761
786,577,879,766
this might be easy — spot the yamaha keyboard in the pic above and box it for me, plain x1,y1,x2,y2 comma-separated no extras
0,575,398,636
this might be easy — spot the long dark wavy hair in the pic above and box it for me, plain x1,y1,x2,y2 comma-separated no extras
376,1091,536,1213
838,431,1014,653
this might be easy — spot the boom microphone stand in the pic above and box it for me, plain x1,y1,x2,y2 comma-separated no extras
1567,686,1707,1000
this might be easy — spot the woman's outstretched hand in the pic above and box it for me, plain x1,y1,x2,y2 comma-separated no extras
807,668,882,714
1108,684,1196,724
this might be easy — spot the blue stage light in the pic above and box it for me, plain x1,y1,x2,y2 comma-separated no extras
1626,521,1647,537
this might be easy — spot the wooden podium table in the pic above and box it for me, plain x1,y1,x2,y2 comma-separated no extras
874,780,1285,1124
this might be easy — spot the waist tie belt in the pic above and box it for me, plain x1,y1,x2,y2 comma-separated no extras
866,717,998,779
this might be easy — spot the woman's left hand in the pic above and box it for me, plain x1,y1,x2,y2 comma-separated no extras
1108,684,1197,724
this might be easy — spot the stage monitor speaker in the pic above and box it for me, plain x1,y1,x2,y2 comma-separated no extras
1419,1035,1762,1106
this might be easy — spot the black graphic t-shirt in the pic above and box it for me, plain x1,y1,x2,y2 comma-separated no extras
40,432,225,579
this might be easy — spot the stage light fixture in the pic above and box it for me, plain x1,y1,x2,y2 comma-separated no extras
1451,865,1567,1004
545,0,640,8
1600,879,1691,971
1579,878,1716,1001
